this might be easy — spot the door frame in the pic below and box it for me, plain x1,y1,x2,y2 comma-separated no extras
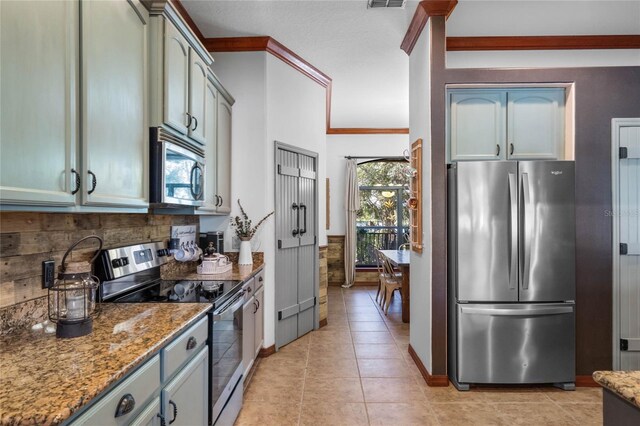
611,117,640,369
274,141,320,349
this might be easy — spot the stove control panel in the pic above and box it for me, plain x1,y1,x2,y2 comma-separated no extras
95,241,170,281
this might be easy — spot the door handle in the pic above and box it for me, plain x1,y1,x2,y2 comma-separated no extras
186,112,192,128
292,203,300,236
508,173,518,290
299,204,307,235
192,116,198,131
168,400,178,424
87,170,97,195
510,143,515,156
460,306,573,316
71,169,81,195
521,173,533,290
496,144,500,157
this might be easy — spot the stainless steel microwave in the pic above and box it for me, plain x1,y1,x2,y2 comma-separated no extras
150,128,204,207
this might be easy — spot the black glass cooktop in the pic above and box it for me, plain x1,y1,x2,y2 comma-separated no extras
109,279,242,310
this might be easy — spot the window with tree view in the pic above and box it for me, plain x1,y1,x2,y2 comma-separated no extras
356,160,410,266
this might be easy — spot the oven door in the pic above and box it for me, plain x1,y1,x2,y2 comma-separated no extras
210,291,244,425
159,141,204,206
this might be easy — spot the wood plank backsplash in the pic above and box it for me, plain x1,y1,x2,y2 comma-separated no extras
0,212,198,308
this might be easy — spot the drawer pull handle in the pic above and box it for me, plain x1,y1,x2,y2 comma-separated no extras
258,276,263,282
186,336,197,350
114,393,135,418
169,400,178,424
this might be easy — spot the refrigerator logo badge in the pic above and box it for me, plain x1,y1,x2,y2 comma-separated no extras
551,170,563,176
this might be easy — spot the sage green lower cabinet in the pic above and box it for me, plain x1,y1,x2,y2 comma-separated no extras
130,398,161,426
68,315,210,426
71,355,161,425
161,347,209,426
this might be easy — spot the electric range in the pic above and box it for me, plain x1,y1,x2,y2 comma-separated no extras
95,242,245,426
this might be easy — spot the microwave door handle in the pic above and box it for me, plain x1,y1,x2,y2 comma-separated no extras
189,164,198,199
195,164,204,200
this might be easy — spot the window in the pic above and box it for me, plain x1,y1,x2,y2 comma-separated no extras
356,160,410,266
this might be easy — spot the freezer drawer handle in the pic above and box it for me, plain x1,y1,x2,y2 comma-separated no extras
460,306,573,316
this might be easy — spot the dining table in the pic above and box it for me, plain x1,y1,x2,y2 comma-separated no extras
379,249,410,323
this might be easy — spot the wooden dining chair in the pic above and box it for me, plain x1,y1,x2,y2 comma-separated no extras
374,249,385,305
377,251,402,314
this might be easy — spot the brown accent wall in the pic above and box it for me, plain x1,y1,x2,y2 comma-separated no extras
428,16,640,376
327,235,345,286
319,245,328,323
0,212,198,309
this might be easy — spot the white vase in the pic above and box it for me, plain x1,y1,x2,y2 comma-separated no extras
238,240,253,265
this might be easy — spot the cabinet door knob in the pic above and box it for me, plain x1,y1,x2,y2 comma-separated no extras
87,170,97,195
168,400,178,424
186,336,197,350
258,276,263,282
114,393,135,418
71,169,81,195
510,143,514,156
496,144,500,156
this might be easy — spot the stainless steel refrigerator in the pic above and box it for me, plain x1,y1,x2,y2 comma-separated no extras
447,161,576,391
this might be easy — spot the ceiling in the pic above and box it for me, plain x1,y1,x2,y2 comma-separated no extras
181,0,640,129
181,0,417,129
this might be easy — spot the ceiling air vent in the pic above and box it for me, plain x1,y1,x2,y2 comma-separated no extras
368,0,406,8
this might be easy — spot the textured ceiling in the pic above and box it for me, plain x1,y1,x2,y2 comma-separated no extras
181,0,417,128
182,0,640,129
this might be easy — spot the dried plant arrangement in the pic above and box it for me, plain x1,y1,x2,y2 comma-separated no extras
230,199,274,241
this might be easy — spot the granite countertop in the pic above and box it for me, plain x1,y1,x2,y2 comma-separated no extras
0,303,211,425
593,370,640,409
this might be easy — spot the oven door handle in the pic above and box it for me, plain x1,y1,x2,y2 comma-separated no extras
213,293,245,320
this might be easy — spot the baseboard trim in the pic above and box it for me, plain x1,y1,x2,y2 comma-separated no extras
408,344,449,386
319,318,328,328
576,375,600,387
258,345,276,358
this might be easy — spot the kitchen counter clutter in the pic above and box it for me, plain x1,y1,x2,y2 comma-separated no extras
593,370,640,408
0,303,211,425
161,252,265,282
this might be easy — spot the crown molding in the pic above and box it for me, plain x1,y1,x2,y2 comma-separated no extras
447,35,640,51
401,0,458,55
327,128,410,135
169,0,205,43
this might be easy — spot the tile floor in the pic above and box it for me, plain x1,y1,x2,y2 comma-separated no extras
235,286,602,425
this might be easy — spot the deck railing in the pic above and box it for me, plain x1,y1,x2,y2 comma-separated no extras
355,226,409,266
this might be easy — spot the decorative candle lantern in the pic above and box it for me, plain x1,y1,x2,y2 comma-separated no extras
48,235,103,338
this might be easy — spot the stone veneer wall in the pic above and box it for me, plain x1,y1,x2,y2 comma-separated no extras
328,235,345,286
0,212,198,309
327,235,380,286
319,245,328,325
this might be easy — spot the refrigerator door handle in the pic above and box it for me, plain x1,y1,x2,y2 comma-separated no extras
508,173,518,290
521,172,533,290
460,306,574,316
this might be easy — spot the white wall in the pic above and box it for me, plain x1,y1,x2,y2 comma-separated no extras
409,20,433,373
203,51,327,349
325,134,409,236
446,0,640,68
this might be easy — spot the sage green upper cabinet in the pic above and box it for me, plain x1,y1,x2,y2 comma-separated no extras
188,52,207,145
507,89,565,160
0,0,78,206
448,87,566,163
216,95,233,214
81,0,148,208
449,91,506,161
148,7,212,148
163,21,190,135
199,80,218,212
